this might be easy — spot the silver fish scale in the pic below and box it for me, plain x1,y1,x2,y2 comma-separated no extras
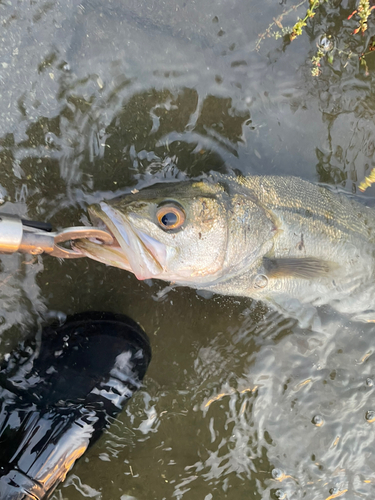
207,176,375,327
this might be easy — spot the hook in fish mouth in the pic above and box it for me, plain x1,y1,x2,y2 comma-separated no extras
74,202,167,280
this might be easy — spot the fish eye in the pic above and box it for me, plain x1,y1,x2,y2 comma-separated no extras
156,205,185,230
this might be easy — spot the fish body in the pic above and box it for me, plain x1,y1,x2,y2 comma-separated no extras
76,175,375,325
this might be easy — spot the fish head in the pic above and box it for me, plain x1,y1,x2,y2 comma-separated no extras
76,180,231,284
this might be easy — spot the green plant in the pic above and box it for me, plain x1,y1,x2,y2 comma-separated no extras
348,0,375,34
290,0,323,41
256,0,375,77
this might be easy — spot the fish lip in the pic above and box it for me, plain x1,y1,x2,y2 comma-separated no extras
88,203,166,280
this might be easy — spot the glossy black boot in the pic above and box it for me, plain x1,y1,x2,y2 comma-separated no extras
0,311,151,500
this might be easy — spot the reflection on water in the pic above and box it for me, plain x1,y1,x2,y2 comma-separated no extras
1,0,375,498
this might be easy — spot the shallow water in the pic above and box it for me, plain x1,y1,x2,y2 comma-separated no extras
1,0,375,498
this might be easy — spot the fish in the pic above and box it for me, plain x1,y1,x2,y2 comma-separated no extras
75,175,375,327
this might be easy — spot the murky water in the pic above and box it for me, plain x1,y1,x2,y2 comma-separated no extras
1,0,375,498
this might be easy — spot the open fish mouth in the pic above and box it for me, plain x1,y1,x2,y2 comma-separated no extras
75,202,167,280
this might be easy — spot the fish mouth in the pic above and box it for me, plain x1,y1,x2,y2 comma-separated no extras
75,202,167,280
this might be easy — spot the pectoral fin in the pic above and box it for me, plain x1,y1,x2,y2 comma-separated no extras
263,257,337,280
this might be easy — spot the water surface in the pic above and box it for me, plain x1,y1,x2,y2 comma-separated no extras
1,0,375,498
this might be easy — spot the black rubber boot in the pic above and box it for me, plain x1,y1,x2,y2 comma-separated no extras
0,311,151,500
